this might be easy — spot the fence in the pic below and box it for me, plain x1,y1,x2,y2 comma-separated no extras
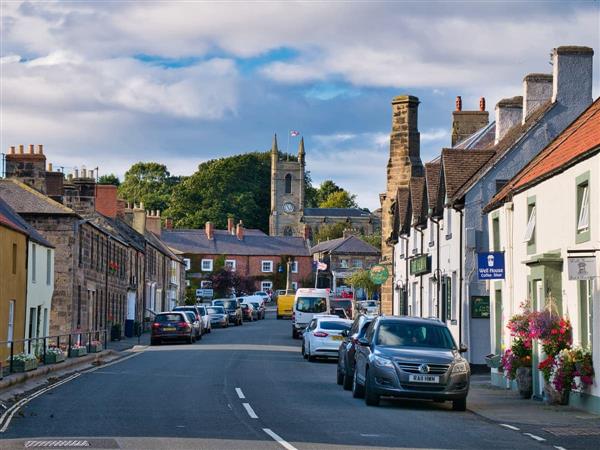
0,329,108,376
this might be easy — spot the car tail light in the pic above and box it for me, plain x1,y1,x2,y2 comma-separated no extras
179,321,190,329
196,314,200,321
152,322,160,329
314,331,328,338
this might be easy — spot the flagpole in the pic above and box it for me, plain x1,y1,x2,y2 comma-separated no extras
315,266,319,288
287,130,290,157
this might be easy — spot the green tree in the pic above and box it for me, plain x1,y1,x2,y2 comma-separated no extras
346,269,377,300
118,162,179,212
316,180,342,205
360,234,382,249
304,171,319,208
97,173,120,186
313,223,348,242
320,190,358,209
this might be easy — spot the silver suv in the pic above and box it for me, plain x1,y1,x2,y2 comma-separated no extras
352,316,470,410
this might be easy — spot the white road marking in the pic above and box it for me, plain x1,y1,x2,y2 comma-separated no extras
554,446,567,450
235,388,246,399
263,428,298,450
500,424,520,431
242,402,258,419
523,433,546,442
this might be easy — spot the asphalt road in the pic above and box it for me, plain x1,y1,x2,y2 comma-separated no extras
0,311,558,449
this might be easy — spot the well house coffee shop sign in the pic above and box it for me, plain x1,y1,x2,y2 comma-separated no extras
477,252,505,280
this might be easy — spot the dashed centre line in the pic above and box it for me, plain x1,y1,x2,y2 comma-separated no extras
235,388,246,399
500,424,520,431
242,402,258,419
523,432,546,442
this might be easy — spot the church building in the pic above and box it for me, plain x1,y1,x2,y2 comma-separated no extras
268,135,380,241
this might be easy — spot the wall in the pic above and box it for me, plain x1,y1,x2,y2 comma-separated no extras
25,241,54,342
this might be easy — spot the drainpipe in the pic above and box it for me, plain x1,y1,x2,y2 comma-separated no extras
391,244,395,316
400,235,410,316
458,207,464,346
417,226,425,317
431,216,441,319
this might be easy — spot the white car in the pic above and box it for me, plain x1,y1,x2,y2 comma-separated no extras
254,291,270,303
197,305,212,334
362,300,379,315
302,316,352,361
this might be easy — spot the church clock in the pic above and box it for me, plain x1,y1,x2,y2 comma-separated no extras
283,201,295,213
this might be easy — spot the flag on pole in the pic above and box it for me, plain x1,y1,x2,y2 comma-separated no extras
317,261,327,271
290,130,300,137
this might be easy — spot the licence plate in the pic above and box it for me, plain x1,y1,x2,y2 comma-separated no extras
163,327,176,331
331,335,344,341
409,374,439,383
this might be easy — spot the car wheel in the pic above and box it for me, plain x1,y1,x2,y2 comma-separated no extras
150,338,158,346
352,369,365,399
452,397,467,411
307,344,316,362
364,369,380,406
336,367,344,385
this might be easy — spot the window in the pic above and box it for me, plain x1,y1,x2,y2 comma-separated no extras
261,281,273,291
412,232,418,254
261,260,273,272
225,259,236,271
295,297,327,313
291,261,298,273
31,243,37,283
285,174,292,194
12,243,17,274
577,185,589,231
523,205,536,243
446,207,452,238
352,259,363,268
201,259,213,272
183,258,191,271
578,280,593,349
46,249,52,285
291,281,298,290
492,216,500,252
340,259,349,269
7,300,15,343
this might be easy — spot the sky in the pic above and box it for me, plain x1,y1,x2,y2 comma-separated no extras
1,1,599,210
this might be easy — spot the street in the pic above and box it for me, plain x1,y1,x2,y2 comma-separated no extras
0,311,578,449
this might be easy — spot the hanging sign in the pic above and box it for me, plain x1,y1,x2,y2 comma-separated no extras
409,255,431,276
477,252,505,280
369,265,389,285
567,256,596,280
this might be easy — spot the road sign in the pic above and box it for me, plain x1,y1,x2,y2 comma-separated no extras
369,265,389,285
196,288,214,298
477,252,505,280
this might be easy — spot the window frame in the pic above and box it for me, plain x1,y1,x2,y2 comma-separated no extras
7,300,15,343
31,243,37,283
576,172,591,243
225,259,237,272
46,249,52,285
183,258,191,271
291,261,298,273
261,260,273,273
201,259,213,272
261,280,273,291
524,196,536,255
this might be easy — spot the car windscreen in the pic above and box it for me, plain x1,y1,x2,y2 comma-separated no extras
296,297,328,313
156,314,183,323
366,301,377,307
184,312,196,322
331,300,352,308
212,301,224,306
222,301,238,310
376,322,456,349
197,307,206,316
207,307,223,314
250,303,260,308
319,321,351,330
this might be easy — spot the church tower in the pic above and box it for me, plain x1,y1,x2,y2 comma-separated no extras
269,134,305,236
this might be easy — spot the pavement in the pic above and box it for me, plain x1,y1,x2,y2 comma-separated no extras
0,311,597,449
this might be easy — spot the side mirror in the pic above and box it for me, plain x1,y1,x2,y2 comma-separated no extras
459,344,468,353
357,338,370,347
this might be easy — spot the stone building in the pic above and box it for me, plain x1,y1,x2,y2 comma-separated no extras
269,135,380,240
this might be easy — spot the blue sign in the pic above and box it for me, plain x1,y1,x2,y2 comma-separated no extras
477,252,505,280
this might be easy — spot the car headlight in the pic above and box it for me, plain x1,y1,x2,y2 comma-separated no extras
373,355,394,368
452,361,469,374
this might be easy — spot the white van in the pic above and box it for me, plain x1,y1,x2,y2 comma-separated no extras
292,288,330,339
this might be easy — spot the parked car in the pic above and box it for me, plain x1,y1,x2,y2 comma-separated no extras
337,314,375,390
173,306,203,337
196,305,212,334
254,291,270,304
249,301,265,320
292,288,330,339
332,308,350,319
352,316,470,410
302,316,351,361
330,299,353,319
241,295,266,320
183,311,202,341
360,300,379,315
241,303,255,321
213,298,243,326
206,306,229,328
151,312,195,345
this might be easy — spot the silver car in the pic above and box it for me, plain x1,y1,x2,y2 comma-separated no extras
352,316,470,410
207,306,229,328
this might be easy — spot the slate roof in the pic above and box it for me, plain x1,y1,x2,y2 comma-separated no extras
441,149,495,203
454,121,496,150
485,97,600,212
0,197,54,247
161,229,310,257
146,230,183,261
304,208,371,218
409,177,427,226
0,179,76,216
424,161,442,217
310,235,380,256
102,214,147,253
393,186,411,238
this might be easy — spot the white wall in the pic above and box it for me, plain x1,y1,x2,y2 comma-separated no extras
25,242,54,341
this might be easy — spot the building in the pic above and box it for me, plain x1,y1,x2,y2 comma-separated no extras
161,218,312,294
484,98,600,410
269,135,380,240
311,232,381,293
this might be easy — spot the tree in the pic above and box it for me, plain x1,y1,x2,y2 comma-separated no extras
361,234,382,249
313,223,348,242
118,162,179,212
165,152,271,232
304,171,319,208
316,180,342,205
320,190,358,209
346,269,377,300
97,174,120,186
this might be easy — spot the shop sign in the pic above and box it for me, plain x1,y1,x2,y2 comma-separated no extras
369,265,389,285
477,252,505,280
409,255,431,276
471,296,490,319
567,256,597,280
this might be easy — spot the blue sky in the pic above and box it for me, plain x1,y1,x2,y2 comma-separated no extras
1,1,598,209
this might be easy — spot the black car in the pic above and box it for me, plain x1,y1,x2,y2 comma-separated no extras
337,314,374,390
212,299,243,326
173,306,203,338
151,312,194,345
352,316,470,410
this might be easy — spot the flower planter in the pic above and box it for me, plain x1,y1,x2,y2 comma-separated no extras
88,342,103,353
515,367,533,399
44,352,66,364
69,347,88,358
544,384,569,405
485,354,503,369
12,358,38,372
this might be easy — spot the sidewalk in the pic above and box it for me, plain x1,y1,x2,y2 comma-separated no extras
468,374,600,427
105,331,150,351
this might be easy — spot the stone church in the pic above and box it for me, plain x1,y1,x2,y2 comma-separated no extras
269,134,380,241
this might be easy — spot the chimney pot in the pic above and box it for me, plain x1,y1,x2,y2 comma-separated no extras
236,222,244,240
9,146,15,154
205,221,214,240
38,144,43,154
82,168,87,178
28,144,34,154
455,96,462,111
19,145,24,154
479,97,486,111
48,163,53,172
227,217,235,234
74,168,79,178
165,218,174,230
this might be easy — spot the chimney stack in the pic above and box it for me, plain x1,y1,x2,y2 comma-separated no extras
303,224,311,241
37,144,43,154
227,217,235,234
28,144,34,154
451,97,489,146
236,221,244,241
552,46,594,108
132,203,146,235
165,217,174,230
18,145,24,154
205,221,214,240
495,96,523,144
522,73,553,123
5,143,48,194
146,209,161,236
94,184,118,218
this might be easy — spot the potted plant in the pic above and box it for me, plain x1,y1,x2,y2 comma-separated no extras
11,353,38,372
111,323,122,341
548,347,594,404
69,343,87,358
44,347,66,364
501,303,533,398
88,340,103,353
